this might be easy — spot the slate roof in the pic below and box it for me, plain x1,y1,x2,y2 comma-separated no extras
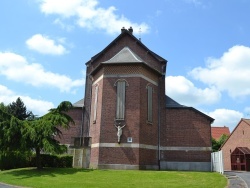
73,98,84,108
103,47,143,64
211,126,230,140
166,95,214,123
165,95,186,108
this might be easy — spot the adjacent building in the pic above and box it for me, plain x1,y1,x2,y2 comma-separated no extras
220,119,250,171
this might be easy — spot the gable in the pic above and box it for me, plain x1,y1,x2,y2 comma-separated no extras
86,28,167,76
220,118,250,149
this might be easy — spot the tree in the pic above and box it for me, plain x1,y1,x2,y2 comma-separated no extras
23,101,74,169
7,97,32,120
0,108,26,151
212,134,229,152
0,102,8,113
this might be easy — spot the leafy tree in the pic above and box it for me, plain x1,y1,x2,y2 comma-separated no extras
23,101,74,169
7,97,32,120
212,134,229,152
1,100,74,170
0,102,8,113
0,108,26,151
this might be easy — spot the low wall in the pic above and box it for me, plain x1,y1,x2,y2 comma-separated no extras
160,161,211,171
68,147,90,168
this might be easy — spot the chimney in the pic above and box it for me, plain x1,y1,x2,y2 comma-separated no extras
128,26,133,34
121,27,126,33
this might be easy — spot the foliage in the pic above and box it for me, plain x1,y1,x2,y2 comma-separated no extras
0,151,32,170
0,102,8,113
23,101,74,169
7,97,32,120
0,108,27,151
30,154,73,168
0,168,227,188
0,98,74,170
212,134,229,152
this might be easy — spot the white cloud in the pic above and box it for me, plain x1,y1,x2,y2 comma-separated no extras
165,76,221,106
0,52,84,92
26,34,67,55
189,45,250,98
39,0,149,34
54,18,74,31
0,84,54,116
208,109,243,131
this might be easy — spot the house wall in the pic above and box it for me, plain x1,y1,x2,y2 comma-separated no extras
221,119,250,170
160,108,212,171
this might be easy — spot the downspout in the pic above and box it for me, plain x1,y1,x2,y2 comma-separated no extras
82,65,92,145
80,105,84,147
87,74,93,138
158,76,162,170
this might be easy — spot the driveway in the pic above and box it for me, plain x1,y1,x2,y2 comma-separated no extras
225,171,250,188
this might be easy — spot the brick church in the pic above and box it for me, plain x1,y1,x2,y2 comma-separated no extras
58,27,214,171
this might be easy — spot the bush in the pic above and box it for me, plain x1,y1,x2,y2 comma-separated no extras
30,154,73,168
0,150,31,170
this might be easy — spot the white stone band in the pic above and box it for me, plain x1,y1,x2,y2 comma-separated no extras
91,143,211,151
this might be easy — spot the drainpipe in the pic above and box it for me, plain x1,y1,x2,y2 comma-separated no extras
82,65,93,145
158,76,162,170
80,105,84,147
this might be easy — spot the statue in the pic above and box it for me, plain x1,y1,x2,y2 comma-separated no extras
115,122,126,144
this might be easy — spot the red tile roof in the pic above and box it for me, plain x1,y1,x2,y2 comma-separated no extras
211,126,230,140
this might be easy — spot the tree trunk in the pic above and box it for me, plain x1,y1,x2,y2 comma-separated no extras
35,147,42,169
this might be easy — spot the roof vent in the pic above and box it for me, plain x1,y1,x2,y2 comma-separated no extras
128,26,133,34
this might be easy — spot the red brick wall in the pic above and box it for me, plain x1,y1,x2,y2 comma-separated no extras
88,63,162,166
89,34,164,74
56,108,83,145
221,119,250,170
162,108,212,162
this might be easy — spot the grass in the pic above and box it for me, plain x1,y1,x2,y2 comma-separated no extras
0,168,227,188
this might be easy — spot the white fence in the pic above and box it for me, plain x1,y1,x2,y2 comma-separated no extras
211,150,224,174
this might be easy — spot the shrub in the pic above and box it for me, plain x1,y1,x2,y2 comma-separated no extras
30,154,73,168
0,150,31,170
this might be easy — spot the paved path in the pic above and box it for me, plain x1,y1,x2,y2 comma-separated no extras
0,183,22,188
224,171,250,188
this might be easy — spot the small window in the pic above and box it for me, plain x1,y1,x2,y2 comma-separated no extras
147,85,153,123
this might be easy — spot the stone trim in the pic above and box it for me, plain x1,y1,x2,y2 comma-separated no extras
91,143,212,151
92,74,158,86
95,164,159,170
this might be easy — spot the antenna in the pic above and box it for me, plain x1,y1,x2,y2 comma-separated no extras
139,28,141,41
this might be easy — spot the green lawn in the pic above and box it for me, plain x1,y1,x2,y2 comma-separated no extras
0,168,227,188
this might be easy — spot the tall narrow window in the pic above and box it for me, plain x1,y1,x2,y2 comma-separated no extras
147,85,153,123
93,85,98,123
116,80,126,120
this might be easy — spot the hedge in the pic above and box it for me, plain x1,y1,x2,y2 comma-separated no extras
30,154,73,168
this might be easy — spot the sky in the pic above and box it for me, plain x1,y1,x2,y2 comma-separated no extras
0,0,250,131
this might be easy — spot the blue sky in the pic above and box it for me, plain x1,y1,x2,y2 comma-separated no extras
0,0,250,131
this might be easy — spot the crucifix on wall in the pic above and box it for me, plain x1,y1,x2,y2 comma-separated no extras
114,122,126,144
